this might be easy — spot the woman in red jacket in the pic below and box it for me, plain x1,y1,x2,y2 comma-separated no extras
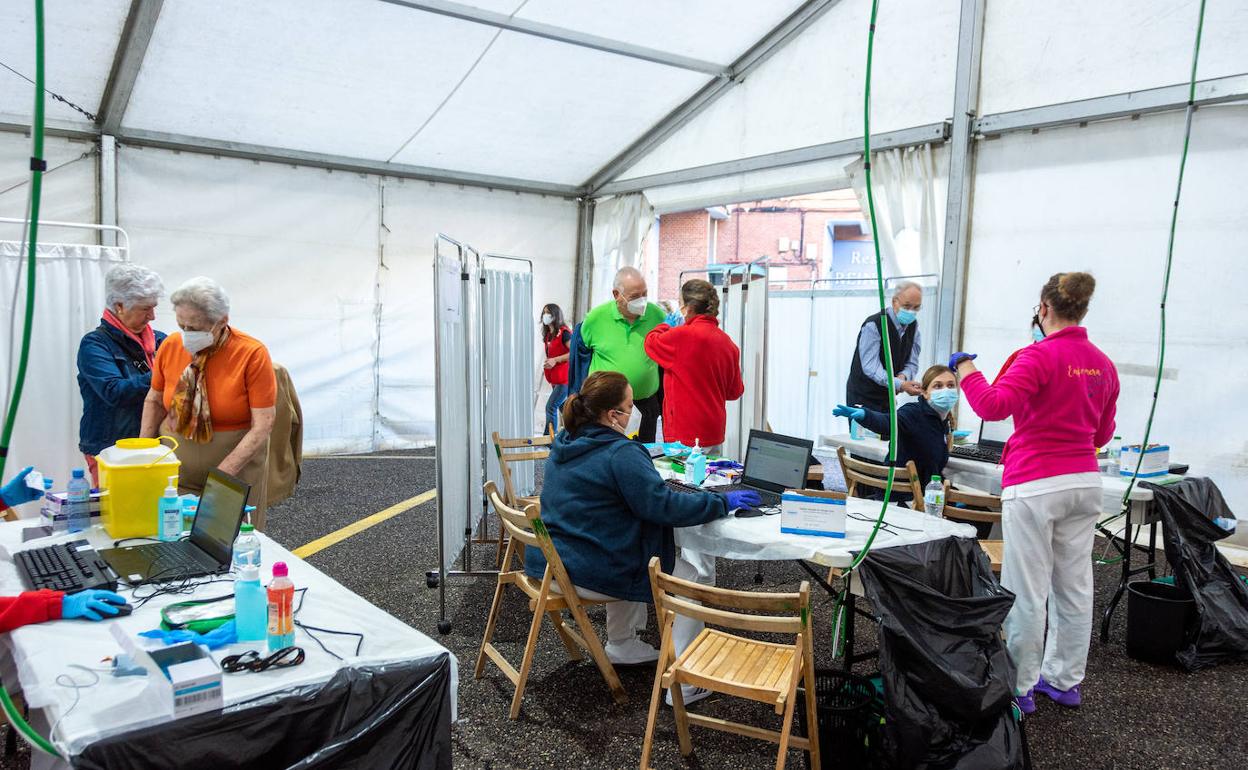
644,279,744,453
540,303,572,436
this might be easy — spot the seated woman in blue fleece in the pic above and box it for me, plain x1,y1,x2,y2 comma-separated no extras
834,364,958,504
524,371,759,666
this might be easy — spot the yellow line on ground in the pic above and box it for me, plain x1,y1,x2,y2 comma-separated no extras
292,489,437,559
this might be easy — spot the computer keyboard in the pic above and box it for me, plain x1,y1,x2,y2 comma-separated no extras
663,479,781,509
664,478,703,495
16,540,117,593
950,444,1004,465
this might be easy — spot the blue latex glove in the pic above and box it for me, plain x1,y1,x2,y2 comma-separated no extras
949,352,978,370
724,489,762,510
62,590,128,621
663,311,684,328
139,620,237,650
833,404,866,421
0,467,42,508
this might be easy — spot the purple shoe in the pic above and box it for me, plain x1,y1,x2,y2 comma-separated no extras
1014,689,1036,715
1035,677,1081,708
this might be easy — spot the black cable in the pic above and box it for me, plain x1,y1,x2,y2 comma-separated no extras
292,587,365,660
0,60,97,122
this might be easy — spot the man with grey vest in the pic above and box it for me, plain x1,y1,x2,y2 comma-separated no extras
845,281,924,414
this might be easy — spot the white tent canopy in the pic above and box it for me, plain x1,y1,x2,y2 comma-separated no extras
0,0,1246,519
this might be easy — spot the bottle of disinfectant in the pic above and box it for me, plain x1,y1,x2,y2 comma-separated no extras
158,476,182,541
267,562,295,651
235,561,267,642
923,475,945,520
684,440,707,486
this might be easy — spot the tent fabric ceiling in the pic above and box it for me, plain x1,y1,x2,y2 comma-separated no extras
0,0,806,186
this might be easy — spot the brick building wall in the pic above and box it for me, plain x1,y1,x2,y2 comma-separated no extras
656,209,713,301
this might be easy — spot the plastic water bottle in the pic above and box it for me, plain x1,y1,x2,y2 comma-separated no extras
158,476,182,542
234,564,267,642
685,440,707,486
1106,436,1122,476
232,522,262,573
267,562,295,651
66,468,90,533
923,475,945,520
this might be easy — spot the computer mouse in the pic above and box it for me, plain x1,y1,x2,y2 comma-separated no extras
111,603,134,617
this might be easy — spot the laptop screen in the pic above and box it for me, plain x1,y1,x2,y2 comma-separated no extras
980,417,1014,448
742,430,813,493
190,469,250,565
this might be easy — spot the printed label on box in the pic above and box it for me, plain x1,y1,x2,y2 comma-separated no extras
780,492,847,538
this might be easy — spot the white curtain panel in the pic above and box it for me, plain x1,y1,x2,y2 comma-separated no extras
482,266,536,498
589,193,654,305
1,241,126,496
846,143,944,278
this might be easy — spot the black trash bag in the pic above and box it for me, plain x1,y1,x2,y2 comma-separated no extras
75,657,453,770
856,537,1024,770
1144,477,1248,671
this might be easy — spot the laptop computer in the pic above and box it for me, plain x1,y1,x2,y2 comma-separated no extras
714,429,814,510
950,417,1013,465
101,468,251,586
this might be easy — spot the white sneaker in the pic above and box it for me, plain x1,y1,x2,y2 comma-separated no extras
605,637,660,665
665,684,712,707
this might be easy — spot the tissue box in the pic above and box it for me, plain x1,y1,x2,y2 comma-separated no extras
1120,444,1170,478
780,490,847,538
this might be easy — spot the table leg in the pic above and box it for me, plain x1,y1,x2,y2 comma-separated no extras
843,592,856,673
1147,520,1158,580
1099,510,1133,643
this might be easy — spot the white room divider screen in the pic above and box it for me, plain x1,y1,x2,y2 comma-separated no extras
430,237,535,633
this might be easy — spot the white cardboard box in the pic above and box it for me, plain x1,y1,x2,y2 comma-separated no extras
1120,444,1170,478
780,489,847,538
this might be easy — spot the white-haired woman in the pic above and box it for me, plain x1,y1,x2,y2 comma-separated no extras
76,263,167,485
141,277,276,528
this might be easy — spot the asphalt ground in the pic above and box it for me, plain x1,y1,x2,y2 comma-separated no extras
3,451,1245,769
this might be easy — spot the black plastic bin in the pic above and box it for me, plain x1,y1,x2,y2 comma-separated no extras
798,668,880,770
1126,580,1196,665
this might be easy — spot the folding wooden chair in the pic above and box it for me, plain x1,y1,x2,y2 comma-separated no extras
486,431,553,564
640,557,819,770
944,483,1004,572
836,446,925,511
476,481,626,719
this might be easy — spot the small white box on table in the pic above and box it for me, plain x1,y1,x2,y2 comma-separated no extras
1120,444,1169,478
780,489,847,538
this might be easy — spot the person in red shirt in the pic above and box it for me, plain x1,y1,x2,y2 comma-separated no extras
540,303,572,436
643,279,744,454
0,470,128,631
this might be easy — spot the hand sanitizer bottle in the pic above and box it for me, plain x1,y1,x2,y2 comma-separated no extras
158,476,182,541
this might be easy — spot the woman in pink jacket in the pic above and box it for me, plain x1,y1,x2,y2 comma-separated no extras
950,272,1119,715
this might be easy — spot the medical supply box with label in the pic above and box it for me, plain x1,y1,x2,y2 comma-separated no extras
110,624,223,720
780,489,847,538
1120,444,1170,477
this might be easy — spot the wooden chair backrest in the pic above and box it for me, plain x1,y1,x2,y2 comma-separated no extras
648,557,809,636
492,431,553,506
942,481,1003,522
836,446,926,511
485,481,577,591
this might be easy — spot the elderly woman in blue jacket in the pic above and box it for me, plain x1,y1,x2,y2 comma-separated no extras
525,371,758,668
76,264,166,485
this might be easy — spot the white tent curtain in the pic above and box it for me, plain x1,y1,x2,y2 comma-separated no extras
589,193,654,304
846,143,944,278
1,241,126,495
482,265,536,498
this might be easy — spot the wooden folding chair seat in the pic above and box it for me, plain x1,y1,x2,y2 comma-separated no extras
640,558,819,770
836,446,925,511
475,481,626,718
943,483,1004,572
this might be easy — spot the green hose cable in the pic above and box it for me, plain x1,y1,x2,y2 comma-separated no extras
833,0,896,658
0,0,60,759
1101,0,1206,532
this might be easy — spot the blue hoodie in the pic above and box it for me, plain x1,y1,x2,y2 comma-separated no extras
525,424,727,603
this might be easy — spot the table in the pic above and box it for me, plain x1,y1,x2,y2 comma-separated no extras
819,433,1185,642
0,521,456,769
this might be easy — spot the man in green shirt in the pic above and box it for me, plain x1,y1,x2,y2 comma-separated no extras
580,266,666,441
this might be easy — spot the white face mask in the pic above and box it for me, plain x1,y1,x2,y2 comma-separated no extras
182,329,216,355
625,296,648,316
541,313,553,325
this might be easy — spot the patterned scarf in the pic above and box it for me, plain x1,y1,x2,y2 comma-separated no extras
102,310,157,368
170,327,230,444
